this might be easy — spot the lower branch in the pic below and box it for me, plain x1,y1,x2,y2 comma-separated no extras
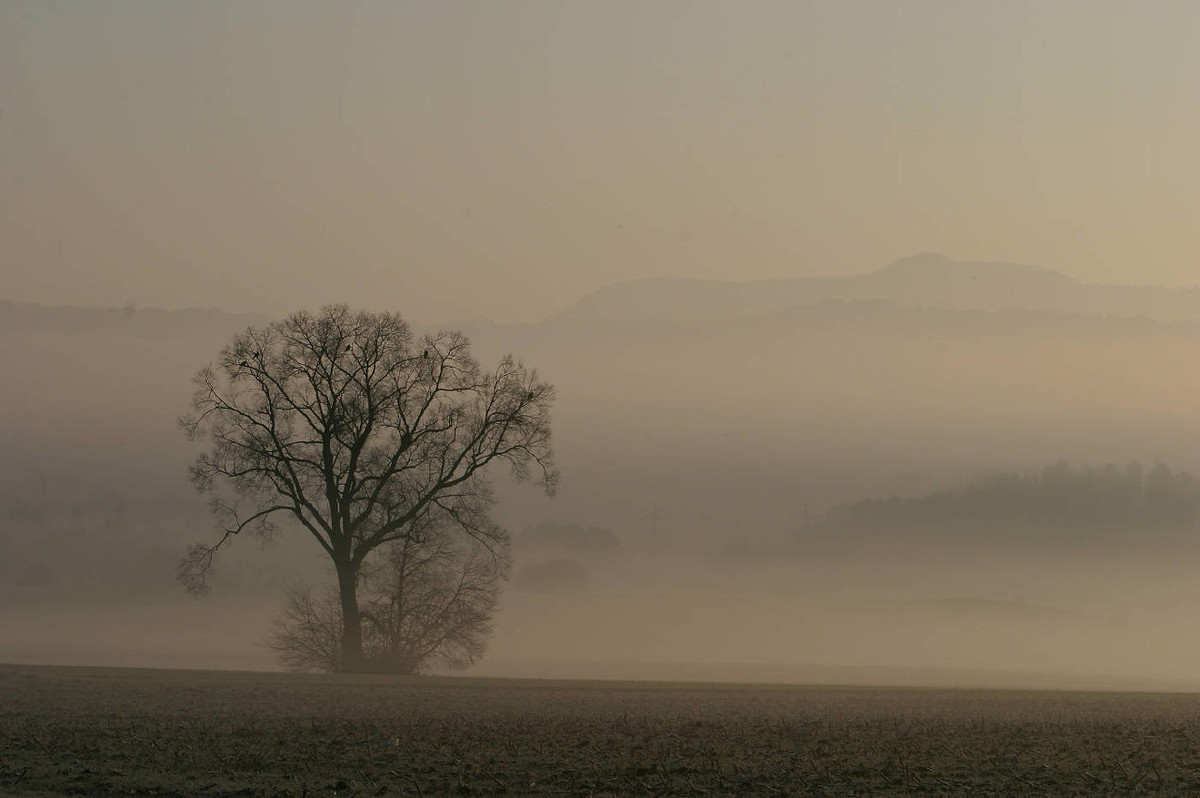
176,531,236,597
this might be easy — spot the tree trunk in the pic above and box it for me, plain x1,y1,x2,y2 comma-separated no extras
335,559,366,672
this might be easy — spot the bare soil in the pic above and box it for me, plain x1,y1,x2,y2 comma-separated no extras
3,663,1200,795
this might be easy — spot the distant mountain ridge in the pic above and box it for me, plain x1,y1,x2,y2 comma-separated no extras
558,254,1200,323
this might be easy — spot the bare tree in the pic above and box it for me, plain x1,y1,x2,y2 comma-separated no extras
180,305,555,672
268,521,509,674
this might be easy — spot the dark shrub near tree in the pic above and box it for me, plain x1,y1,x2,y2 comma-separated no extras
268,520,508,673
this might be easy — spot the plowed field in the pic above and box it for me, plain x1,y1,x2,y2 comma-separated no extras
3,664,1200,795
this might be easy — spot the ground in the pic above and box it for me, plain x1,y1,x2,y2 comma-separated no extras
3,663,1200,795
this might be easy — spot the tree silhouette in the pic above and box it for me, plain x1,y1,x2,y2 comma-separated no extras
180,305,555,671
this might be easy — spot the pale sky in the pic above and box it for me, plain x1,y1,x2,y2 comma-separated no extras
3,1,1199,323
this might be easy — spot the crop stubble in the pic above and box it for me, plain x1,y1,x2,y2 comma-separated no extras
3,664,1200,795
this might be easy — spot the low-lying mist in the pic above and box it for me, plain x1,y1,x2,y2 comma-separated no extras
5,292,1200,689
8,531,1200,689
479,544,1200,689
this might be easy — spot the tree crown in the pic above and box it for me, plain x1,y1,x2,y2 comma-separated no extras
179,305,555,593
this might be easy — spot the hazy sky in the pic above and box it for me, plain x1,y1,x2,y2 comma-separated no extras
3,1,1199,322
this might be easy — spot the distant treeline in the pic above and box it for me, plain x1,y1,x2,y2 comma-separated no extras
823,461,1200,536
0,299,266,337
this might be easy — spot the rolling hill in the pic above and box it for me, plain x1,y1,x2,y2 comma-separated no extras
557,253,1200,322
